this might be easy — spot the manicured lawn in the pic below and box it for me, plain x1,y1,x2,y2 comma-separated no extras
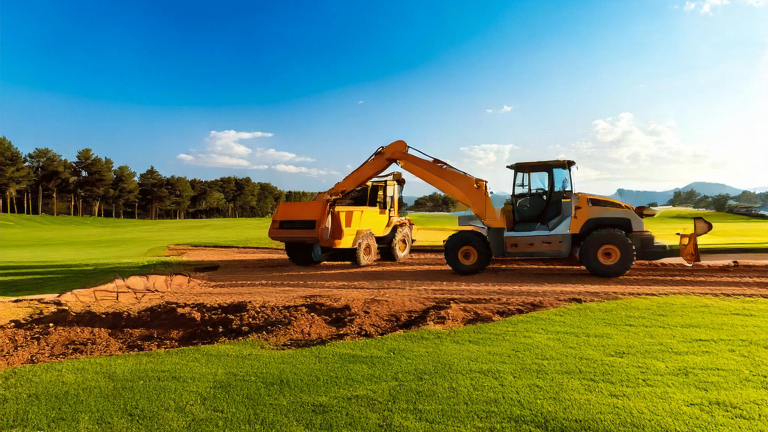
1,296,765,431
0,214,279,296
409,212,466,246
644,209,768,249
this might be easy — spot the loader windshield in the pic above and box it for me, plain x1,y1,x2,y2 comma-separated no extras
337,185,370,206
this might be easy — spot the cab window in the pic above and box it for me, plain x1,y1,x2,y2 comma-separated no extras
553,168,572,193
530,172,549,194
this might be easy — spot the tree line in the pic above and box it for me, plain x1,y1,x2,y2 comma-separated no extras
661,189,768,212
0,137,316,219
409,192,458,213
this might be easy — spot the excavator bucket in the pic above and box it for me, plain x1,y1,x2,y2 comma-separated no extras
678,217,713,265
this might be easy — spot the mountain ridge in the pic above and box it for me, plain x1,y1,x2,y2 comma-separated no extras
404,182,752,208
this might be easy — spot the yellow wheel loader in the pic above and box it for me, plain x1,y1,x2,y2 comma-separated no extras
270,172,413,266
269,140,712,277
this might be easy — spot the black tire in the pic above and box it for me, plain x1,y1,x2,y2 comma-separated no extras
444,231,492,275
355,232,377,266
382,225,412,262
285,242,322,266
580,228,635,277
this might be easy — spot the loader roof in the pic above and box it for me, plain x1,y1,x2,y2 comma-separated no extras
506,159,576,172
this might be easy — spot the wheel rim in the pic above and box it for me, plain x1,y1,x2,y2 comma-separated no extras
398,237,408,253
458,246,478,266
363,244,373,260
597,244,620,265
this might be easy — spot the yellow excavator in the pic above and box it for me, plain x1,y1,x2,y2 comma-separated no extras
268,140,712,277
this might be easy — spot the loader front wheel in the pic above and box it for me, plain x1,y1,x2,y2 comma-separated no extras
285,243,323,266
580,228,635,277
384,225,412,262
355,232,377,266
444,231,491,275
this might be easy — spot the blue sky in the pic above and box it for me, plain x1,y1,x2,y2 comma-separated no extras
2,0,766,196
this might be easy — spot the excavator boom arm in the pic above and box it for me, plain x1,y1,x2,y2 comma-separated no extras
316,140,503,227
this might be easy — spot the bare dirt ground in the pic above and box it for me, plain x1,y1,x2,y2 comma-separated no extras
2,247,766,368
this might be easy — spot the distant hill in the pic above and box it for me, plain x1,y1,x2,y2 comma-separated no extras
402,196,418,206
609,182,746,207
407,182,749,209
489,193,511,207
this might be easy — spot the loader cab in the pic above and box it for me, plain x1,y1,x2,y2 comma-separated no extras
507,160,575,232
335,172,404,217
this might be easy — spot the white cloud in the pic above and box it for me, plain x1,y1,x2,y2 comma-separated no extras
682,0,761,14
206,130,273,156
486,104,514,114
176,153,252,168
273,164,338,177
553,112,707,193
358,100,364,104
460,144,520,166
254,148,315,162
178,130,319,172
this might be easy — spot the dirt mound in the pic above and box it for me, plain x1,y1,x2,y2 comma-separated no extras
0,298,558,368
58,274,197,311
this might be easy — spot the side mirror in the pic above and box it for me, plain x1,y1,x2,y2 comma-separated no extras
633,206,657,219
694,217,713,236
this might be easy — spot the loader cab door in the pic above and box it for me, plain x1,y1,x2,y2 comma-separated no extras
513,170,550,231
368,181,390,214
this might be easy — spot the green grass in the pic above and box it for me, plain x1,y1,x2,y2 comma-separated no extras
0,214,280,296
408,212,462,229
1,296,765,431
645,209,768,249
409,212,466,246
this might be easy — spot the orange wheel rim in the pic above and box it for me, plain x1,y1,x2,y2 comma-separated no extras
597,245,620,265
458,246,478,266
363,244,373,260
398,238,408,253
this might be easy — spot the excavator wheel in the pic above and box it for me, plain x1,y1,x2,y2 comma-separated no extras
285,242,323,266
444,231,492,275
382,225,412,262
355,232,378,266
579,228,635,277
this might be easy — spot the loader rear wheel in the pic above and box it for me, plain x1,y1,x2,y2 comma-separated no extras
382,225,412,262
444,231,491,275
580,228,635,277
355,232,377,266
285,243,323,266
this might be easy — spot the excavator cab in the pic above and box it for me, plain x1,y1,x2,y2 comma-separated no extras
508,160,576,232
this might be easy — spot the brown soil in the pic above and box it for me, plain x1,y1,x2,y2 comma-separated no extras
2,247,766,368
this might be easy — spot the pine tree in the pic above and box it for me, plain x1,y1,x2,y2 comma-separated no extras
0,137,32,214
25,148,70,216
